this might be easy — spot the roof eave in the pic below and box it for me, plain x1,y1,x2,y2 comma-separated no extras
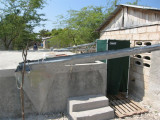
96,5,122,32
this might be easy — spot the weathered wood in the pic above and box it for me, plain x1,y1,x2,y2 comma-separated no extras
109,95,148,118
110,101,126,115
110,104,124,118
129,99,148,112
101,6,160,32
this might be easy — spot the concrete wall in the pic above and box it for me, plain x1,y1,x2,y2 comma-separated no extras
0,69,35,119
100,24,160,111
146,51,160,110
0,62,107,118
100,25,160,46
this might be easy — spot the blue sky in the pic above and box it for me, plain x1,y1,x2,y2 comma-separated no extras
34,0,160,32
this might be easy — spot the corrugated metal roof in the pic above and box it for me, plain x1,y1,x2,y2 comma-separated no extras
120,4,160,11
96,4,160,32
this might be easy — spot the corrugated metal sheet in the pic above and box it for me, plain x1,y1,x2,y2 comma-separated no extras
96,4,160,32
120,4,160,11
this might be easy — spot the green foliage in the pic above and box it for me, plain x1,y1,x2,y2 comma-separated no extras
49,0,140,48
13,31,40,50
0,0,45,50
39,29,51,38
105,0,120,15
49,6,106,48
48,28,74,48
67,6,106,43
126,0,139,5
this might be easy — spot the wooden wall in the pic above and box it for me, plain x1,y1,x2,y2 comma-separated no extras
102,7,160,32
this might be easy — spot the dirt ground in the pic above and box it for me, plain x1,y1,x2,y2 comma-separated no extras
9,110,160,120
8,95,160,120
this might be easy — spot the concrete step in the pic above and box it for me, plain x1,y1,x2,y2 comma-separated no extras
68,95,109,113
71,106,114,120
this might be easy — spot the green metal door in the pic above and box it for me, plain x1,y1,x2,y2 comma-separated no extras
96,39,107,63
107,40,130,95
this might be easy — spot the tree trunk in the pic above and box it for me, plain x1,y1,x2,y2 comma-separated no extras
4,43,9,50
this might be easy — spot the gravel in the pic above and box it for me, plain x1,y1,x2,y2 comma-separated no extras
8,97,160,120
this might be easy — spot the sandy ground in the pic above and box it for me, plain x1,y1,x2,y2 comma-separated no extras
7,110,160,120
0,50,75,70
8,113,69,120
6,95,160,120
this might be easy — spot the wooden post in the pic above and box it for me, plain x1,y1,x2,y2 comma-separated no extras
20,44,28,120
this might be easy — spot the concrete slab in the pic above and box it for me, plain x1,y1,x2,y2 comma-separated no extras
71,106,114,120
68,95,114,120
68,95,109,113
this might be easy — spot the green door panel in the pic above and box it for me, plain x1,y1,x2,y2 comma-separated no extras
107,40,130,95
96,39,107,63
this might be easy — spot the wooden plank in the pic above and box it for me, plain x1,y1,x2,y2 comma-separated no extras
110,101,126,115
109,95,148,118
116,100,130,112
110,104,124,118
129,99,148,112
117,93,148,112
111,100,134,117
112,100,135,116
125,99,141,110
117,100,136,114
122,98,148,114
121,99,141,114
114,95,141,114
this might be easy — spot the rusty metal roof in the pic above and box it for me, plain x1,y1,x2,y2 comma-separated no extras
96,4,160,32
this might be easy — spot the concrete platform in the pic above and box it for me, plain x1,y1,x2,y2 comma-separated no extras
68,95,114,120
68,95,109,113
72,107,114,120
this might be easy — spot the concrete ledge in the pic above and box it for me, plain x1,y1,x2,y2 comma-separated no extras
68,95,109,113
71,106,114,120
0,69,36,119
16,62,107,114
